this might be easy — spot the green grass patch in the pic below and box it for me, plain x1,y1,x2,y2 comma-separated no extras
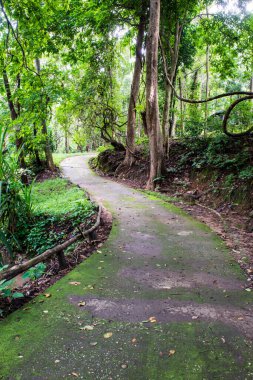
14,178,96,256
32,178,91,216
52,153,82,167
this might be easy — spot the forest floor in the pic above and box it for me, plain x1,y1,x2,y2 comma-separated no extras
0,169,112,319
0,154,252,379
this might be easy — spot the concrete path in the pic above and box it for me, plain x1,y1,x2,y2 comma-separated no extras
0,155,253,380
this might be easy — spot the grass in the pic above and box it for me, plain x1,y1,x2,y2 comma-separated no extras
20,178,96,256
32,178,92,216
52,153,83,167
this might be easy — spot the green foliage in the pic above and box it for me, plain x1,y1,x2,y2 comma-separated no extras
22,263,46,281
239,166,253,181
0,266,24,300
96,145,113,153
0,127,35,262
177,136,252,185
22,179,95,256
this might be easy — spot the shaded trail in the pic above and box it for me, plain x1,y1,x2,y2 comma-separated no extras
0,155,252,380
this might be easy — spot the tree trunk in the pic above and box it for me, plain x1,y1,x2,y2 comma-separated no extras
35,58,55,171
2,69,26,168
204,44,210,136
146,0,163,190
179,76,185,136
162,82,172,154
124,8,146,167
161,21,182,155
250,76,253,110
65,130,69,153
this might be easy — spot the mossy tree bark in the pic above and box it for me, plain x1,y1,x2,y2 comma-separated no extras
2,69,26,168
146,0,163,190
35,58,55,171
124,4,146,167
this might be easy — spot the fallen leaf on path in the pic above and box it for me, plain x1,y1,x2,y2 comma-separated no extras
237,317,244,321
168,350,176,357
69,282,81,286
71,372,79,377
80,325,94,331
149,316,157,323
90,342,98,346
104,332,113,339
121,364,128,369
131,338,137,344
55,360,60,364
78,301,86,307
192,316,199,320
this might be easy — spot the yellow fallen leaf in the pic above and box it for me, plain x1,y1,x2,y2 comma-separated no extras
80,325,94,331
149,316,157,323
104,332,113,339
168,350,176,357
44,293,51,298
69,282,81,286
78,301,86,307
71,373,79,377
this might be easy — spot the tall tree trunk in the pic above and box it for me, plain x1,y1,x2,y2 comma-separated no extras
204,45,210,136
124,8,146,167
146,0,163,190
65,130,69,153
33,124,42,166
179,76,185,136
250,76,253,110
162,83,172,153
161,21,182,155
2,69,26,168
35,58,55,171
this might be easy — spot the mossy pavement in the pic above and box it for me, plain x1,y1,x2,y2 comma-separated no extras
0,155,252,380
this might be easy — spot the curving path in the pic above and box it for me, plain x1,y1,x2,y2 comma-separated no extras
0,155,253,380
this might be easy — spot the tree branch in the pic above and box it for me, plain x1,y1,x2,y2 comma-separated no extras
0,205,102,282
